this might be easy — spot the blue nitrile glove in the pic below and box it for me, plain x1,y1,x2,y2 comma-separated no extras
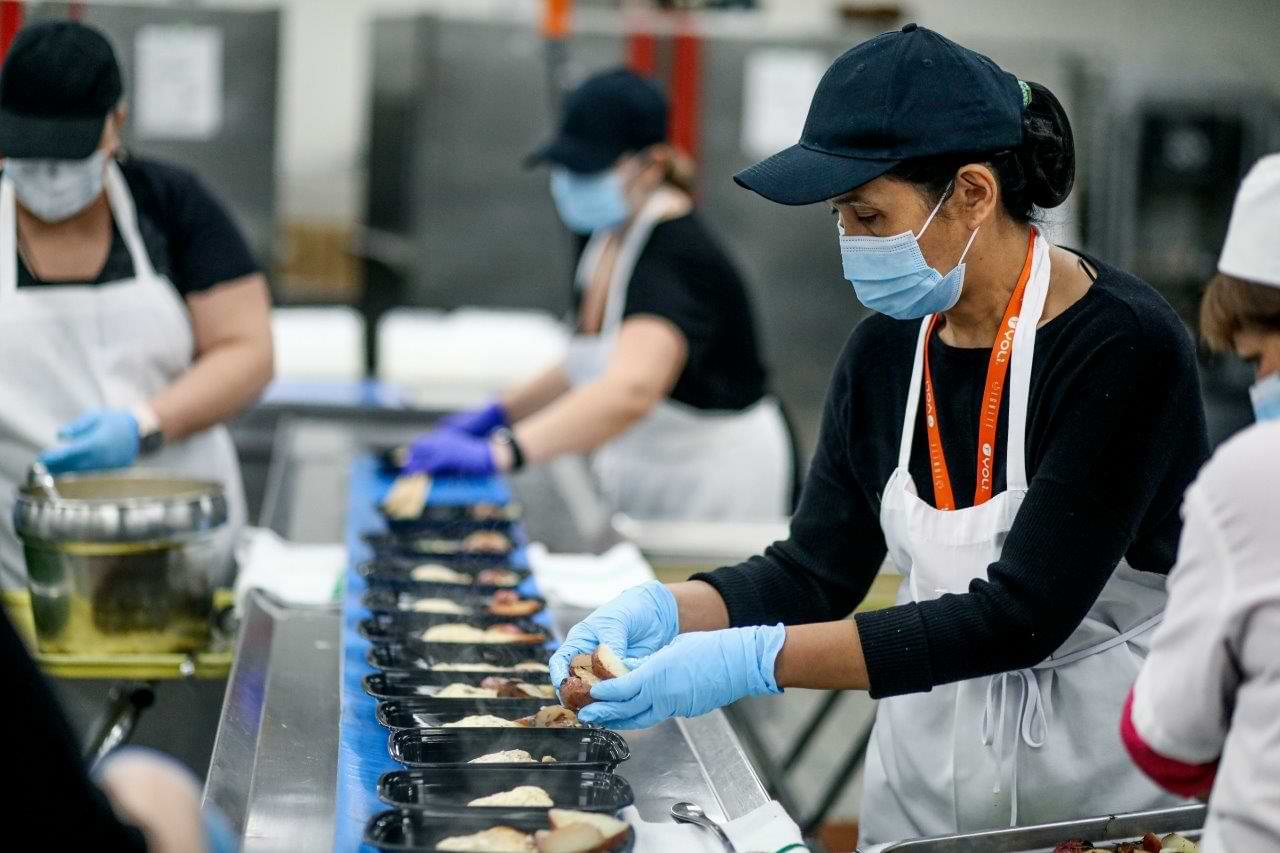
436,402,508,438
549,581,679,689
39,409,139,474
578,623,787,730
403,430,496,477
203,803,240,853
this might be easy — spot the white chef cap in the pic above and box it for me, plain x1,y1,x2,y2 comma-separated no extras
1219,153,1280,289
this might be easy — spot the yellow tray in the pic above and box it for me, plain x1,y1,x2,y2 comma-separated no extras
3,589,234,680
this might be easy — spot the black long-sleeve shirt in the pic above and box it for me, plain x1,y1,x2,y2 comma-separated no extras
5,609,148,850
695,254,1210,698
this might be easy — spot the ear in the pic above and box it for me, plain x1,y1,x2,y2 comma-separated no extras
951,163,999,230
100,106,127,155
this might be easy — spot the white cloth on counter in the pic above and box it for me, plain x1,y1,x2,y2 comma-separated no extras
624,800,806,853
526,541,655,610
233,527,345,612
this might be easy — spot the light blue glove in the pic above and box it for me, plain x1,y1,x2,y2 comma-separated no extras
203,803,240,853
578,623,786,729
549,581,679,689
39,409,139,474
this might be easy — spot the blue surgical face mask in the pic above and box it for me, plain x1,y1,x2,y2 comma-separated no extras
6,150,108,223
838,186,979,320
550,166,629,235
1250,372,1280,422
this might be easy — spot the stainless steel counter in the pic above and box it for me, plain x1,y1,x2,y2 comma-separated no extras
205,592,341,851
205,414,769,850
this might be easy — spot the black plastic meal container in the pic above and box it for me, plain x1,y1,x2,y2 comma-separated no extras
367,642,552,674
375,698,552,731
377,767,634,813
358,559,528,594
364,669,556,701
379,503,521,538
357,613,547,646
387,728,630,771
362,587,546,618
364,531,517,561
364,808,634,852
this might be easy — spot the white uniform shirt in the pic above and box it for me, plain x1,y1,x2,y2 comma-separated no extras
1125,420,1280,852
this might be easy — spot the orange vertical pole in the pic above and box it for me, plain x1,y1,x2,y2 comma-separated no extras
541,0,571,39
627,31,657,78
669,24,702,166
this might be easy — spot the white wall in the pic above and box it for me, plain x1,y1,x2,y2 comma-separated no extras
71,0,1280,224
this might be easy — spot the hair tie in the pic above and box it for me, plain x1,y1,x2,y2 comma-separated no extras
1018,80,1032,109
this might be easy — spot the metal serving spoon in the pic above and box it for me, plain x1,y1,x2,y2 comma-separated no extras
27,462,59,500
671,801,737,852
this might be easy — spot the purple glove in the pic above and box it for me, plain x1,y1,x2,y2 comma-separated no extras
437,402,508,438
403,430,496,477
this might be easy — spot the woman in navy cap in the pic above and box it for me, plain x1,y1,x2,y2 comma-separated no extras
553,26,1209,841
0,21,271,589
399,68,794,523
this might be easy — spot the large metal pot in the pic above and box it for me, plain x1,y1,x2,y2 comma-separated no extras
14,471,228,655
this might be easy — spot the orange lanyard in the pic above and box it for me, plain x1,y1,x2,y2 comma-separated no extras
922,227,1037,511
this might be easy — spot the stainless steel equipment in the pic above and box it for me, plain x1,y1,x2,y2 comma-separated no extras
15,472,228,655
870,804,1206,852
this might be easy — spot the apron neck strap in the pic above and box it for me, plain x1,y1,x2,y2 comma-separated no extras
0,178,16,299
1003,232,1051,491
584,187,682,337
103,161,157,282
899,317,931,470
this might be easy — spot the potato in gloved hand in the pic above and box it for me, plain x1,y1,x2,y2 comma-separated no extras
559,645,629,712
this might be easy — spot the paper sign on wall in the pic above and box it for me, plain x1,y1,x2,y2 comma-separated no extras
135,25,224,141
741,48,828,160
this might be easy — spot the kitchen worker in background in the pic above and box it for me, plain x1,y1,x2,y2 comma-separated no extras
400,69,794,521
0,21,272,589
1121,153,1280,853
552,26,1210,843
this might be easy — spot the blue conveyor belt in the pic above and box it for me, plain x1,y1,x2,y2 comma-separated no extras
334,457,548,851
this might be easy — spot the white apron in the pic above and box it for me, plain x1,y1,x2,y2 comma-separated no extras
859,234,1182,844
564,190,790,521
0,163,246,591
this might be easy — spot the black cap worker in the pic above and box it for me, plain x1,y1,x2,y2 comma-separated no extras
551,27,1210,842
0,21,272,588
399,69,794,522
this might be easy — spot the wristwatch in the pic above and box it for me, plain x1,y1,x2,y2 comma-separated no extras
490,427,526,472
133,403,165,457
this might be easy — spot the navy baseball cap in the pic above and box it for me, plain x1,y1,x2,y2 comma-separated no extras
526,68,668,174
0,21,123,160
736,24,1025,206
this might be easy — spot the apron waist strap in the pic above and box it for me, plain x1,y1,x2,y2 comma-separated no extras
978,610,1164,827
1033,610,1164,670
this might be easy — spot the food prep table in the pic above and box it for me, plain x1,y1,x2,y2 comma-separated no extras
204,415,771,851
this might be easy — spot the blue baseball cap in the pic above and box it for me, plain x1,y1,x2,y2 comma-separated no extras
735,24,1025,206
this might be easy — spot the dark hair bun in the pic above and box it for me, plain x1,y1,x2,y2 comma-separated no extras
1016,81,1075,209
